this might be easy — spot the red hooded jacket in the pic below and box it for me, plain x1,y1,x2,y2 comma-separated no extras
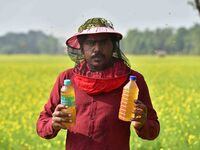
36,62,160,150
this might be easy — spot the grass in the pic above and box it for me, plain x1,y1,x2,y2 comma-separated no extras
0,54,199,150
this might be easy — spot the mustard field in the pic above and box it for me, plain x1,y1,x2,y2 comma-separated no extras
0,55,199,150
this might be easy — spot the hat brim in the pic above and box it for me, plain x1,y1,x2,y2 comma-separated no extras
66,27,123,49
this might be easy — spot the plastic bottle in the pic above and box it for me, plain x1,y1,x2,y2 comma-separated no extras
118,75,139,122
60,79,76,129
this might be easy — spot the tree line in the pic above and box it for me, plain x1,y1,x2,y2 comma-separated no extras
121,24,200,55
0,24,200,55
0,31,63,54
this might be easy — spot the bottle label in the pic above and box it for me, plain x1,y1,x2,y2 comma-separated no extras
61,96,74,106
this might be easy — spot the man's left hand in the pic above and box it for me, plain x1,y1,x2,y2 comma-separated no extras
131,100,147,130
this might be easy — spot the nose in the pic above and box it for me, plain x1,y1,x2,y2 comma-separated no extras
93,41,101,53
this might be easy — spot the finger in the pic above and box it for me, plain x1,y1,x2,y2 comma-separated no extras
53,122,69,130
52,117,65,123
52,122,62,130
133,110,143,116
132,110,147,118
53,114,73,125
66,113,72,117
133,107,143,112
61,114,73,122
55,104,66,111
134,100,142,104
135,104,147,112
131,117,142,121
53,110,68,117
133,106,146,113
65,118,73,123
134,100,146,107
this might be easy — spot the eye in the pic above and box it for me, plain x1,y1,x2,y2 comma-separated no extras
84,40,96,46
99,39,108,45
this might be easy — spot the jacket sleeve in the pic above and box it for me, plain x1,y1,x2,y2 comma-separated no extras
134,75,160,140
36,70,72,139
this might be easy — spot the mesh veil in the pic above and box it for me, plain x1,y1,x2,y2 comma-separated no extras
65,17,130,67
66,39,130,68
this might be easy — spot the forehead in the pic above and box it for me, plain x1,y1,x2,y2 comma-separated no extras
85,33,111,40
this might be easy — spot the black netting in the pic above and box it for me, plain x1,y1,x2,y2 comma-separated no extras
66,46,84,65
66,40,130,68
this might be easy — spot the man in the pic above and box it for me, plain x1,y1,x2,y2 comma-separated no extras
36,17,160,150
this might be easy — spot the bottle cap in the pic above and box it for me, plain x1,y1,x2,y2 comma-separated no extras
129,75,136,80
64,79,71,85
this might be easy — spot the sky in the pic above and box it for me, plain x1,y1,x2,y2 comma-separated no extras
0,0,199,40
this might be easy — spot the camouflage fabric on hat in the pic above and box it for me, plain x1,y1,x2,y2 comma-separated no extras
66,17,122,50
78,18,114,32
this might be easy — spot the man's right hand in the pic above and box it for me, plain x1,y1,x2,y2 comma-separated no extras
52,104,72,130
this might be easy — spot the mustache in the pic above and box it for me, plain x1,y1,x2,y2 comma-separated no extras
91,53,105,59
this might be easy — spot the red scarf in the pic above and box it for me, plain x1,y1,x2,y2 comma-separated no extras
73,58,130,95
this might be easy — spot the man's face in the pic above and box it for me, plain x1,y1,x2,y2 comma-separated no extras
82,33,113,71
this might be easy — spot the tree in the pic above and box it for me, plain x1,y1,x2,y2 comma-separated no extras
0,31,63,54
188,0,200,16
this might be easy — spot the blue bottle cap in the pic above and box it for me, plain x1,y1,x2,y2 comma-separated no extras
64,79,71,85
129,75,136,80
